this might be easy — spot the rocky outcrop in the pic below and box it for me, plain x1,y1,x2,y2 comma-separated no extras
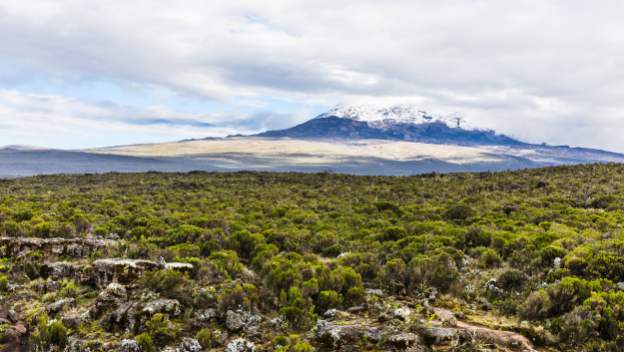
92,258,195,287
316,320,384,351
225,310,261,335
0,236,114,258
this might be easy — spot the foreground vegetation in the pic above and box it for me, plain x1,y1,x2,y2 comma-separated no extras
2,164,624,351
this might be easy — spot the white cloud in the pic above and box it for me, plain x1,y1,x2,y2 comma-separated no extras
0,1,624,150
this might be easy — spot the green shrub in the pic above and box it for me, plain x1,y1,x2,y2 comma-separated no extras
280,287,315,330
444,204,475,222
316,290,343,312
196,327,220,349
0,275,8,292
497,269,527,291
135,332,156,352
30,315,68,350
478,248,502,268
140,269,191,302
409,252,459,292
145,313,179,346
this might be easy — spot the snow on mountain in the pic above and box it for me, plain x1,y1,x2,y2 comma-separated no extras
315,104,477,130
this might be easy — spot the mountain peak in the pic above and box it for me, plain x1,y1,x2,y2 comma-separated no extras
315,104,473,130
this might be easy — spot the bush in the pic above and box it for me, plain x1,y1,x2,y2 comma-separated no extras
140,269,191,302
315,290,343,313
145,313,179,346
409,252,459,292
444,204,475,222
519,290,551,320
135,332,156,352
0,275,8,292
497,269,527,291
478,248,502,269
196,327,220,349
30,315,68,350
280,287,315,330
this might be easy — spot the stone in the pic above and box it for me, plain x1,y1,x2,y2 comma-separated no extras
316,320,364,350
142,298,181,317
324,309,338,319
225,310,261,334
421,327,461,344
392,307,412,320
46,298,76,314
119,339,140,352
365,288,385,297
386,333,423,349
194,308,217,322
226,338,256,352
178,337,202,352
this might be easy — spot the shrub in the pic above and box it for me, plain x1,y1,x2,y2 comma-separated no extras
135,332,156,352
30,315,68,350
497,269,527,291
478,248,502,269
59,279,79,298
145,313,179,346
196,327,220,349
140,269,191,302
409,252,459,292
519,290,551,320
280,287,315,330
0,275,8,292
379,258,408,295
444,204,475,222
315,290,343,312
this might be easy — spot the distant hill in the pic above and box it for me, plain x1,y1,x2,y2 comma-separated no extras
3,105,624,176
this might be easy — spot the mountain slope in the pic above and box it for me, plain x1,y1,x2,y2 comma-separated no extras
4,105,624,177
257,105,524,146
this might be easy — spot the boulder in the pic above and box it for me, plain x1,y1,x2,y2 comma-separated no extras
119,339,140,352
421,327,461,344
178,337,202,352
226,338,256,352
46,298,76,314
225,310,261,334
93,258,160,286
194,308,217,322
142,298,181,317
316,320,370,350
386,333,425,350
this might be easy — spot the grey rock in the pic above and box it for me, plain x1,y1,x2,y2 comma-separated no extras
421,327,461,344
226,338,256,352
392,307,412,320
194,308,217,322
226,310,245,332
47,298,76,314
316,320,363,349
365,288,385,297
119,339,140,352
225,310,261,334
178,337,202,352
142,298,181,317
617,282,624,291
386,333,423,349
323,309,339,319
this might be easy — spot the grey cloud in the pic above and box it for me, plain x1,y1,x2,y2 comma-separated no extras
0,1,624,150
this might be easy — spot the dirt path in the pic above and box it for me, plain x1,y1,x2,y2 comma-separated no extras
433,307,538,352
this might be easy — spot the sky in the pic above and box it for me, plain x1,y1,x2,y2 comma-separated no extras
1,1,624,150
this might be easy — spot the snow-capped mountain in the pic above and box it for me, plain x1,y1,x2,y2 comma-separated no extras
315,105,473,130
5,104,624,177
258,104,521,146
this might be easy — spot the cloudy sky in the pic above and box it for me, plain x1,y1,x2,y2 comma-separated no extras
1,1,623,150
